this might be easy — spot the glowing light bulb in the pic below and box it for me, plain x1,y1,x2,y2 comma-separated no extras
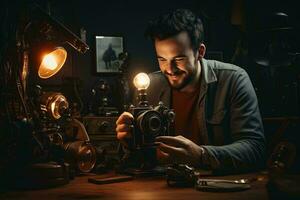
38,47,67,79
133,73,150,90
42,54,58,70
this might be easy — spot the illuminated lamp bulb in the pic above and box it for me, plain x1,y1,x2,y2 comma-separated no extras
38,47,67,79
43,54,58,70
133,72,150,91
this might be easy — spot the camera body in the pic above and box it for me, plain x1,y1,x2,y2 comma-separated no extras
128,101,175,149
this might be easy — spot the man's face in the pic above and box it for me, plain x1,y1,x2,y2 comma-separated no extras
154,32,200,90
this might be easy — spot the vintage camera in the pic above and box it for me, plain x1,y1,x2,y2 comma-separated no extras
129,101,175,149
35,87,97,173
129,73,175,149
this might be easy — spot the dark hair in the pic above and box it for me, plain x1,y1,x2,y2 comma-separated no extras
145,9,204,51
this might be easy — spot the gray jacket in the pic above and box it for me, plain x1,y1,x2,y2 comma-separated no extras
145,58,266,173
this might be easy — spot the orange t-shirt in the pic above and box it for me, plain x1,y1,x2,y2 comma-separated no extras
172,88,201,145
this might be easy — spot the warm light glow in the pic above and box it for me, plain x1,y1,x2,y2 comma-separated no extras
43,54,58,70
133,73,150,90
38,47,67,79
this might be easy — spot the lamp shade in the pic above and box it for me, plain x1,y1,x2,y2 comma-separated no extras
38,47,67,79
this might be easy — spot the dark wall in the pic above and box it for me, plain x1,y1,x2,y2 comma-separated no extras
36,0,231,112
3,0,300,115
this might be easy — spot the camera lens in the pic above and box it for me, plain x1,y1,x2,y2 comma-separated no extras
148,116,161,132
137,110,162,136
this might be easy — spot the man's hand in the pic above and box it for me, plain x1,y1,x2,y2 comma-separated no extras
116,112,134,146
155,135,205,167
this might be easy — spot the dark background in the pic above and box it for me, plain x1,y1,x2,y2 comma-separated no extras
2,0,300,116
2,1,300,189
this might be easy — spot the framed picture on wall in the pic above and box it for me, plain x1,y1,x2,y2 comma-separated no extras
95,36,123,73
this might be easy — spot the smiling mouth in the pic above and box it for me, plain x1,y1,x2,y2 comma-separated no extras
169,75,180,80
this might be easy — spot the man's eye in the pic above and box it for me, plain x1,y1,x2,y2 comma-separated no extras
175,58,185,62
158,58,166,62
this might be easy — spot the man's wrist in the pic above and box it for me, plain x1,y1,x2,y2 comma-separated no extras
198,146,210,169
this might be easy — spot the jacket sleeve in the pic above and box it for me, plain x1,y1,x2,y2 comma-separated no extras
201,69,266,174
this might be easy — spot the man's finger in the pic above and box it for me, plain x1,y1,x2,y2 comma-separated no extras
157,143,183,164
117,131,131,140
156,148,171,165
116,124,131,133
116,112,133,125
155,136,187,147
158,142,182,155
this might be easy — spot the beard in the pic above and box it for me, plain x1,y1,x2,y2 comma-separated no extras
163,69,194,91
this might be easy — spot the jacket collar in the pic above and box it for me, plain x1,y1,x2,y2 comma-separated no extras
201,58,217,85
198,58,217,103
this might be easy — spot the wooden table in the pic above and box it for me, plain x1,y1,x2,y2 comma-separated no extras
1,172,269,200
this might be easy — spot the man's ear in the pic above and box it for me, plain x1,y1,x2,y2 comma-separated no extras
198,43,206,59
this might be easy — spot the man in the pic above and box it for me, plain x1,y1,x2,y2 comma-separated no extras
116,9,265,173
102,43,117,69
